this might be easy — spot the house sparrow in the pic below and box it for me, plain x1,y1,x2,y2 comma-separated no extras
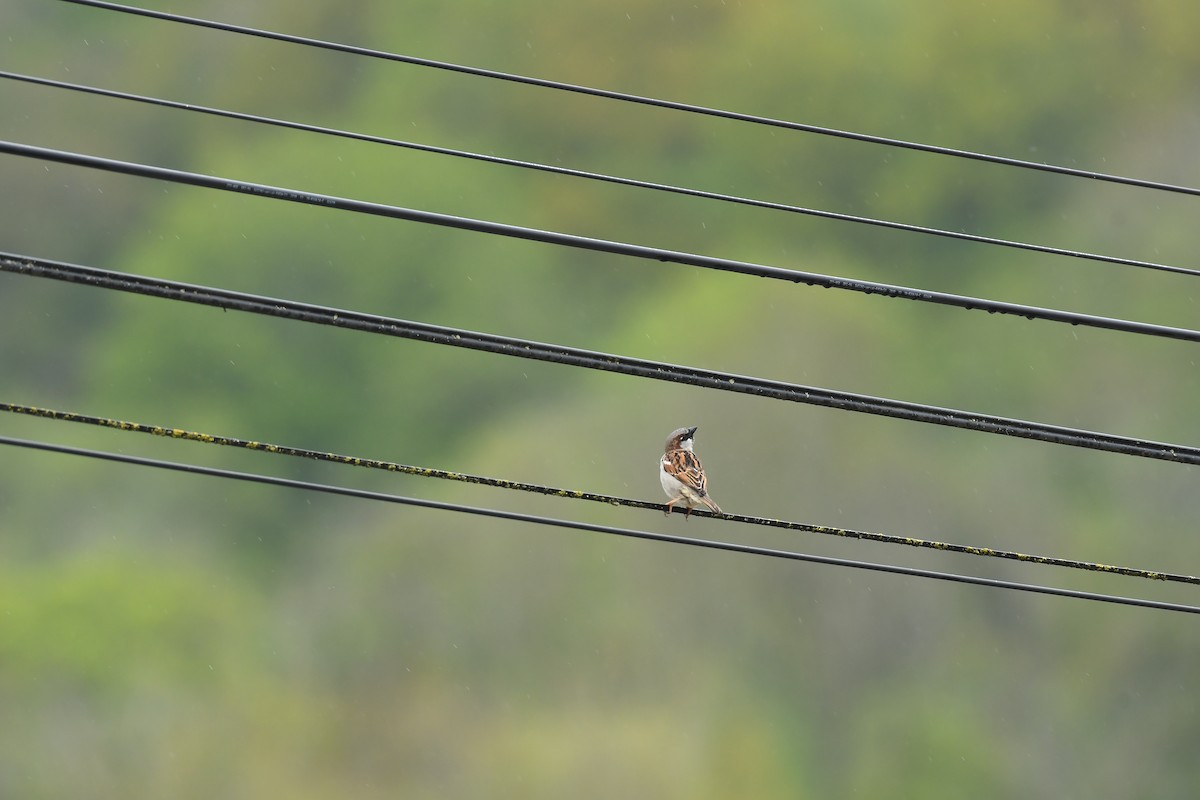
660,426,721,518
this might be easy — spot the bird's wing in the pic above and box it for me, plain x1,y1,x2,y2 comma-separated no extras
664,449,709,496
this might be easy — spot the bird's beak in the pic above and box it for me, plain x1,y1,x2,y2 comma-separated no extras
686,426,698,436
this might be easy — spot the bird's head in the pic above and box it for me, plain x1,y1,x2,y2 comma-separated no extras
665,426,698,452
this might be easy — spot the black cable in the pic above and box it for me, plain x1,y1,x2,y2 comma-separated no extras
55,0,1200,198
4,252,1200,466
3,141,1200,343
3,70,1193,278
3,400,1195,586
3,434,1196,615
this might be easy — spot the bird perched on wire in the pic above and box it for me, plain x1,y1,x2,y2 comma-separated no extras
659,426,721,518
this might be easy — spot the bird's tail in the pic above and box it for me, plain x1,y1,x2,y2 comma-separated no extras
700,495,722,515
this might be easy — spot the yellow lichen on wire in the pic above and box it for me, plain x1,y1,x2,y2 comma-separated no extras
2,400,1196,586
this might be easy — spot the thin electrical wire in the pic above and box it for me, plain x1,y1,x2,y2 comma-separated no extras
4,252,1200,466
3,434,1196,615
2,70,1193,278
2,400,1195,586
55,0,1200,198
3,142,1200,343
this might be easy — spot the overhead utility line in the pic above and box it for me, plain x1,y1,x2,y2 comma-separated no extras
4,252,1199,466
2,70,1192,278
3,142,1199,345
2,400,1195,586
3,435,1197,615
57,0,1200,198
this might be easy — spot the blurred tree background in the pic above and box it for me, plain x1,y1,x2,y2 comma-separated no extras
2,0,1199,796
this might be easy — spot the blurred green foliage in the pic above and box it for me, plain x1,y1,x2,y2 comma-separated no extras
2,0,1199,796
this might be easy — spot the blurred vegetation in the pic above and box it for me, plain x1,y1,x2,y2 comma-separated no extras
2,0,1199,796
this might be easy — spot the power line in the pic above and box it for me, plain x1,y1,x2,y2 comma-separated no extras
55,0,1200,199
2,399,1194,586
3,433,1196,615
8,0,1190,619
3,142,1200,343
3,70,1193,279
4,252,1200,466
